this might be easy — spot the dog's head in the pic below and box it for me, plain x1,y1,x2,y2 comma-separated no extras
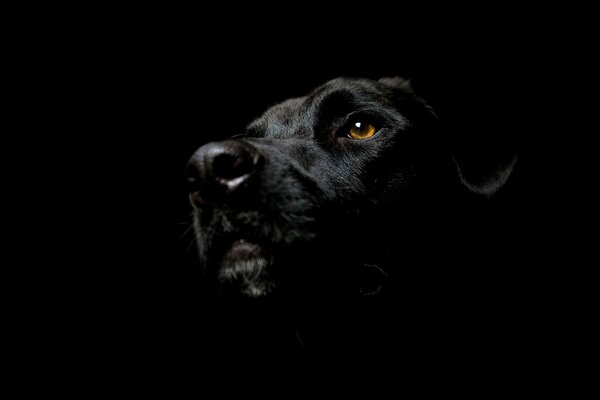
186,77,516,297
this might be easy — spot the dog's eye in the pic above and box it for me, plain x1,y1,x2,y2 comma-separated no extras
347,121,377,140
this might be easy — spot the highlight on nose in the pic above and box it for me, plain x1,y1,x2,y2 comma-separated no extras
186,140,263,206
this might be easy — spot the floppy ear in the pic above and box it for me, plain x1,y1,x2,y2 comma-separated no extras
379,76,439,120
452,148,518,197
379,76,518,197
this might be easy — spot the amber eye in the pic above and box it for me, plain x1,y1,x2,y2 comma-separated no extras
348,121,377,140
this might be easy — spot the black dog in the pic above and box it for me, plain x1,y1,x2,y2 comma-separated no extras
188,78,525,358
186,77,517,303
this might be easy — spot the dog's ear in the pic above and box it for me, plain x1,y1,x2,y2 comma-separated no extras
379,76,518,197
379,76,438,120
452,146,518,197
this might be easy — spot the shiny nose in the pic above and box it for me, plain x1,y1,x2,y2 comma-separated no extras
186,140,263,206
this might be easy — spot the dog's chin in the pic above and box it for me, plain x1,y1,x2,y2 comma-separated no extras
217,240,275,297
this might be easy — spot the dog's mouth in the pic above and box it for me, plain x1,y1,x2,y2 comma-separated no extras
216,238,275,297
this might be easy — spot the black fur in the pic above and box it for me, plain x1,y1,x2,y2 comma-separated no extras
187,77,516,301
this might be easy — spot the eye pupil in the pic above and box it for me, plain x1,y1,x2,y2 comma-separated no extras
348,120,376,140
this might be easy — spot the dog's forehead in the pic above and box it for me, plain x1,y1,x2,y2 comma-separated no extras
248,78,385,139
250,97,311,139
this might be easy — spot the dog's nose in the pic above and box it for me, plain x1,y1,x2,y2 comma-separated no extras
186,140,263,206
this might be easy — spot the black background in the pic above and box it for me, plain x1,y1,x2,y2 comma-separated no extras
30,11,586,392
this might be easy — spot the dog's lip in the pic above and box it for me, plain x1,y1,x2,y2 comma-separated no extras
221,239,267,262
228,239,257,252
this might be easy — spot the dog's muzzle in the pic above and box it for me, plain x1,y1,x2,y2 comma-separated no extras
186,140,264,207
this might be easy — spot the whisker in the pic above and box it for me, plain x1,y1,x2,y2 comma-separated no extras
179,223,194,241
186,237,197,255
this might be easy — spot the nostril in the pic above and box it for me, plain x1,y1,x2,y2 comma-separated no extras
185,163,202,193
186,140,263,206
186,176,200,193
212,152,255,182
